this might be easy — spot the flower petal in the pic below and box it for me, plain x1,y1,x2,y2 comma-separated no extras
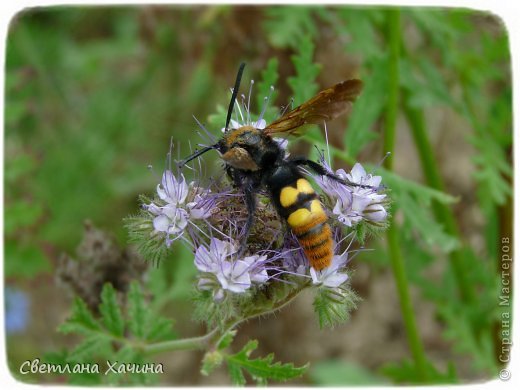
323,272,349,288
364,203,388,222
254,119,267,129
349,163,367,183
153,215,170,232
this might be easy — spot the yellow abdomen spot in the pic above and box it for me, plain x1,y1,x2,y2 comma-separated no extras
280,179,315,207
310,199,325,215
287,199,326,228
287,208,311,227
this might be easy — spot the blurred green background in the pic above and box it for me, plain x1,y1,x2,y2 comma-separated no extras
4,5,512,385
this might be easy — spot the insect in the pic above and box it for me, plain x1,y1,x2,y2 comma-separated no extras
179,63,363,270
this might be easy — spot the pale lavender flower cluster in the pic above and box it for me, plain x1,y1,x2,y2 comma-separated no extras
194,238,271,301
144,170,215,247
316,160,388,228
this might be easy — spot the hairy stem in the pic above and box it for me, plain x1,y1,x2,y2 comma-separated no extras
383,9,429,380
142,327,219,355
143,281,311,356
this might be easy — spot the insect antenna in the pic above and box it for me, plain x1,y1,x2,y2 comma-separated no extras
176,145,215,169
177,62,246,169
225,62,246,131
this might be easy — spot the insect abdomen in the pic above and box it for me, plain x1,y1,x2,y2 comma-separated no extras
278,178,333,270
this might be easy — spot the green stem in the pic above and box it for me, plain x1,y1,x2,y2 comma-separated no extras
383,9,429,380
401,93,476,304
143,281,312,356
142,327,219,355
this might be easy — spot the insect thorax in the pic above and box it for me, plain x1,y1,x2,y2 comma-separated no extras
220,126,282,171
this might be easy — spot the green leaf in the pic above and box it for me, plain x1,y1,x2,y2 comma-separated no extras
4,200,44,235
344,56,388,158
287,36,321,105
377,168,457,205
227,359,247,386
217,330,237,350
146,317,175,342
313,287,359,329
376,168,460,252
311,360,387,385
99,283,125,337
128,279,175,342
207,104,228,130
166,245,198,300
264,6,318,49
380,359,458,384
124,213,169,264
58,297,101,335
4,151,36,185
334,8,385,60
43,350,103,385
225,340,308,385
146,266,169,300
470,132,512,205
67,334,111,363
399,57,457,110
201,350,224,376
127,281,146,339
105,345,144,385
440,307,496,373
255,58,279,124
399,192,459,252
4,241,50,279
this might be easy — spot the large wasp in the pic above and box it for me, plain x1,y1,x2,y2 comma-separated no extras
179,63,363,270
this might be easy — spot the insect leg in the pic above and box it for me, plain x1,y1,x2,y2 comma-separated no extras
225,166,257,255
238,185,257,257
291,158,374,189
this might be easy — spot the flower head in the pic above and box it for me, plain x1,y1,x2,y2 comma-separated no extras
310,251,349,288
195,237,277,300
145,170,217,247
316,161,388,227
157,170,188,205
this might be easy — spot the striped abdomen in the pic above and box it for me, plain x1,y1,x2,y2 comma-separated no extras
278,178,333,270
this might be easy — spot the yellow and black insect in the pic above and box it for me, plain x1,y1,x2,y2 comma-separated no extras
179,63,363,270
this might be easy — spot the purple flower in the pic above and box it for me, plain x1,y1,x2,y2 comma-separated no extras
187,193,214,219
216,260,252,293
316,162,388,227
157,170,188,205
224,118,266,132
310,251,349,288
243,255,269,284
195,238,276,300
152,205,189,235
195,237,238,273
279,239,309,276
145,170,215,246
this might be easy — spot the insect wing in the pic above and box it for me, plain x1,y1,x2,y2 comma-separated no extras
264,79,363,136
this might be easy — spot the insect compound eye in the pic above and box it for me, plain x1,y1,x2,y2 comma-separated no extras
216,140,227,153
